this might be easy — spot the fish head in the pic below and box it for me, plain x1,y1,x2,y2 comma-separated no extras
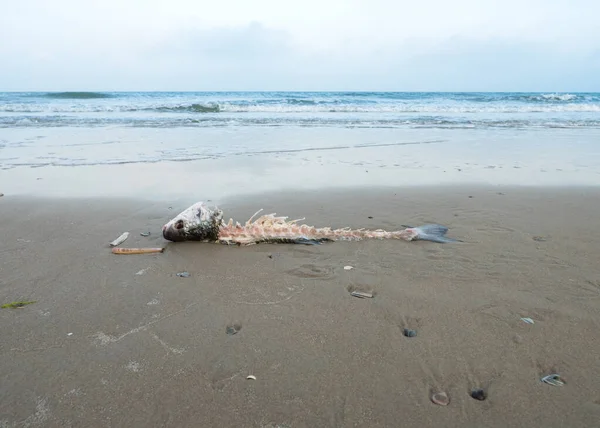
162,201,223,242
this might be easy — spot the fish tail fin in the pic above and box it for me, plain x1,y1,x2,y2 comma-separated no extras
412,224,461,243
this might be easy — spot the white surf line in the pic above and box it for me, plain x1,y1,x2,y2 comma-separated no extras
228,139,447,157
150,333,185,354
93,302,199,346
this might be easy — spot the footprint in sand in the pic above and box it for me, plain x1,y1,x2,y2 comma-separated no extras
286,264,335,280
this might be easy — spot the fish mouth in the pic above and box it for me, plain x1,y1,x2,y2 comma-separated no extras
162,224,183,242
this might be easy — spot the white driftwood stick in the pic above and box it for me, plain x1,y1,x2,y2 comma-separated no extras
109,232,129,247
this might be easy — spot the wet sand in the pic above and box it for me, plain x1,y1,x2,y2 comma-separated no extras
1,185,600,427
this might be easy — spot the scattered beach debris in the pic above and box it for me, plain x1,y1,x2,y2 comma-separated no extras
246,375,257,380
532,236,548,242
109,232,129,247
111,247,164,255
470,388,487,401
521,317,535,324
541,374,565,386
431,391,449,406
1,301,36,309
403,328,417,338
140,232,151,237
176,271,190,278
226,324,242,335
350,291,373,299
344,265,354,270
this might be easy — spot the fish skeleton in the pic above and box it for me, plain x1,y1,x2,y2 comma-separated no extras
162,201,460,245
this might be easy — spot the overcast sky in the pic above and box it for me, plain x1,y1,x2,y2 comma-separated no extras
1,0,598,91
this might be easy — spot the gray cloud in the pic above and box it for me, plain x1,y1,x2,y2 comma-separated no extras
1,18,599,91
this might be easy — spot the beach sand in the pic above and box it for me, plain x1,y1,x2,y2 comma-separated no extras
1,185,600,427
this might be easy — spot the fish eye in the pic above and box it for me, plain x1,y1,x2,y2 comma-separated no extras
175,220,184,230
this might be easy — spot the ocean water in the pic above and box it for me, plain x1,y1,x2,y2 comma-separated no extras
1,91,600,197
1,91,600,130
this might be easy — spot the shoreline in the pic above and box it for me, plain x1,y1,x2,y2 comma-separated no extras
2,125,600,201
1,185,599,426
2,160,600,202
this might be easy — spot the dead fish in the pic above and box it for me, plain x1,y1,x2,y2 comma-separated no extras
161,202,461,245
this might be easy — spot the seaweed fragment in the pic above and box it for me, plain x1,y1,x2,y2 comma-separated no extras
2,301,36,309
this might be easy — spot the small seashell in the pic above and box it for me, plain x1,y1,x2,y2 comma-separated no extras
176,272,190,278
403,328,417,338
431,391,449,406
226,324,241,335
109,232,129,247
67,333,73,336
246,375,256,380
541,374,564,386
350,291,373,299
343,266,354,270
140,232,151,237
521,317,534,324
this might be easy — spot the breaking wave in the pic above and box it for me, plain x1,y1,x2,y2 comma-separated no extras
2,103,600,114
43,92,113,99
154,103,220,113
1,91,599,129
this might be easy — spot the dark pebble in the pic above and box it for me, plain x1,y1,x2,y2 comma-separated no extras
471,388,487,401
368,216,373,219
403,328,417,338
468,195,473,198
226,324,241,335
